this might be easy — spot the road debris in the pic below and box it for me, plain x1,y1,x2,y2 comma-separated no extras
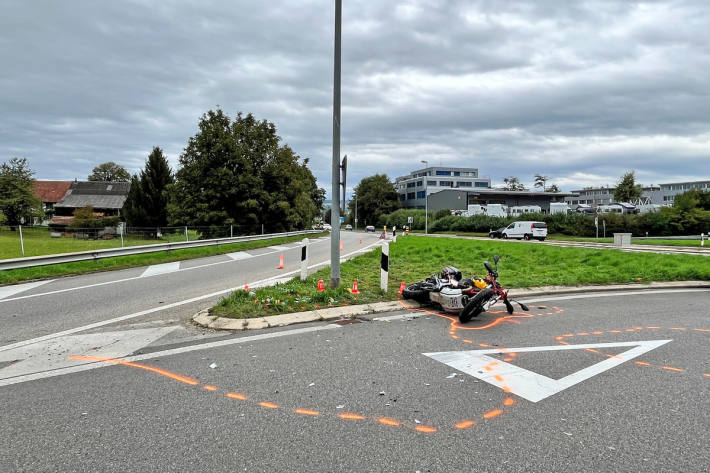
209,362,217,369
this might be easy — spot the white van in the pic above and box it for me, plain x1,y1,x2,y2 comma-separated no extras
486,204,509,217
501,221,548,241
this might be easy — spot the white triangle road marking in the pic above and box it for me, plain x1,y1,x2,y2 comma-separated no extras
226,251,253,260
140,261,181,277
424,340,672,403
0,280,53,300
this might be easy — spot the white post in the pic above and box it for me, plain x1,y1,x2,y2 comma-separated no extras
19,225,25,256
380,241,389,291
702,233,705,247
120,224,124,247
185,226,188,242
300,237,309,281
230,225,233,238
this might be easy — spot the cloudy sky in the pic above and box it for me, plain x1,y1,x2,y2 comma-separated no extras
2,0,709,195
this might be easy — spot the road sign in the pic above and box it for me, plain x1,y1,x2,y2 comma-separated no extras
424,339,671,402
340,216,345,223
407,216,414,223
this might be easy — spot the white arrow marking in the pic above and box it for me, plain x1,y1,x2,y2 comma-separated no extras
0,327,176,384
424,339,672,402
140,262,181,277
0,280,53,300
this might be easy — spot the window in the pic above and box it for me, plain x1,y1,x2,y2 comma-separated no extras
453,171,460,176
407,182,415,188
407,192,415,199
427,180,436,186
457,182,472,187
475,182,488,188
400,194,406,201
436,170,451,176
416,181,423,187
416,191,426,199
439,181,453,187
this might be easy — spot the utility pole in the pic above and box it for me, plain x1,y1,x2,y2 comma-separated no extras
330,0,342,289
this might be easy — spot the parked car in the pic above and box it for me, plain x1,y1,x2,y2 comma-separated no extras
365,225,375,232
501,221,547,241
323,223,332,231
345,224,353,230
489,227,506,238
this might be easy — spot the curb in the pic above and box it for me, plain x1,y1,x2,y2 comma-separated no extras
191,281,710,331
192,300,422,331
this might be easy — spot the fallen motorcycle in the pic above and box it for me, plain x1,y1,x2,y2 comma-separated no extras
401,257,529,322
458,255,529,323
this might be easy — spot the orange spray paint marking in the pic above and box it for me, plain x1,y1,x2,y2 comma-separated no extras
483,362,499,371
559,341,569,345
463,339,473,344
503,398,515,406
259,401,279,409
605,354,622,359
68,355,199,385
483,409,502,419
662,366,684,372
479,343,489,348
625,328,635,332
378,417,400,427
585,348,600,354
226,392,247,400
503,358,513,362
670,327,686,331
502,386,512,393
493,375,504,382
203,385,218,391
451,335,459,339
592,331,603,335
646,326,661,329
562,334,573,337
635,361,651,366
577,332,589,336
339,413,365,420
609,330,622,333
295,409,319,416
456,420,475,429
415,426,437,433
509,352,517,358
703,374,710,378
693,328,710,332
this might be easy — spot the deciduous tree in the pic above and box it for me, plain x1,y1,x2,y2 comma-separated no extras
613,171,642,203
88,161,130,182
347,174,400,227
0,157,43,227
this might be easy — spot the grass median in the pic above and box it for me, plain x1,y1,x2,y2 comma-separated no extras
0,233,327,285
212,235,710,319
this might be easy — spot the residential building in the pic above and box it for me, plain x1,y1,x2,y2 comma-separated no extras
32,180,72,224
395,166,490,209
54,180,130,218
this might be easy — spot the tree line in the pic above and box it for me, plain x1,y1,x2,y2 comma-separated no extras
1,109,325,233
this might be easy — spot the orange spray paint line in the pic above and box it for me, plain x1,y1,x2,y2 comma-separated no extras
68,355,198,385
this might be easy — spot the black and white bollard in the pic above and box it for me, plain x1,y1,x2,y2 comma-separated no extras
702,233,706,247
300,238,309,281
380,241,389,291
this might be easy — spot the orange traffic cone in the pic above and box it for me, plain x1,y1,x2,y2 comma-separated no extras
351,281,360,294
278,254,284,269
317,280,325,291
399,282,406,294
359,236,362,244
340,240,343,251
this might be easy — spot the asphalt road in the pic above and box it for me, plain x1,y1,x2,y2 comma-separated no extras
1,288,708,472
0,230,379,347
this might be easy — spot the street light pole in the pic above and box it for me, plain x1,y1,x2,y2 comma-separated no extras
330,0,342,289
354,194,357,230
421,160,428,235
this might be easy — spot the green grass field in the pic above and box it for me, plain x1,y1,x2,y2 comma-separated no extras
0,227,193,259
426,231,707,247
212,235,710,319
0,232,328,285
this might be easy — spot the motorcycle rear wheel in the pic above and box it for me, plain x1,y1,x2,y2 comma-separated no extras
402,282,435,303
459,287,492,323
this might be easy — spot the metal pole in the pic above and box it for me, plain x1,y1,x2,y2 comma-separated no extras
19,224,25,256
185,226,188,242
330,0,342,289
230,224,233,238
120,224,124,247
354,194,357,230
421,160,428,234
262,224,264,235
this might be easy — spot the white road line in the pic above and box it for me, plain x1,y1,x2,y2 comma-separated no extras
140,262,181,277
226,251,253,261
0,280,53,300
0,240,383,352
519,288,709,304
0,324,341,387
0,236,353,304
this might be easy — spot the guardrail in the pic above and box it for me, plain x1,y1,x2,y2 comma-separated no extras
0,230,322,271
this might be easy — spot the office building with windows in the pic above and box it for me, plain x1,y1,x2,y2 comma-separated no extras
565,180,710,207
395,166,490,209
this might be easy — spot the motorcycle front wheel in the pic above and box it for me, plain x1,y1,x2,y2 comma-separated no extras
402,282,435,303
459,287,492,323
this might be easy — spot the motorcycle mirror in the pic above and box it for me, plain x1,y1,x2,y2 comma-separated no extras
484,261,493,273
494,254,500,265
